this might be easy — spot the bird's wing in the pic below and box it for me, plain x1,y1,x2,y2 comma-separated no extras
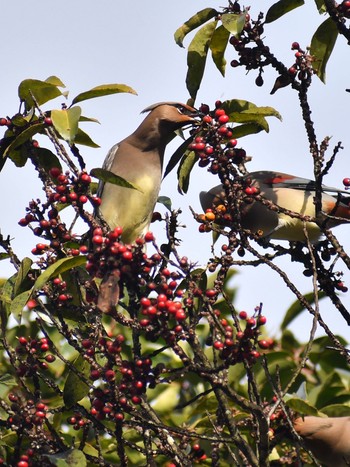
251,171,349,195
96,143,120,198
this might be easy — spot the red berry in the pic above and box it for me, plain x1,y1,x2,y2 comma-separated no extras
258,340,270,349
215,108,226,118
258,316,267,326
105,369,116,381
18,337,28,345
0,117,9,126
205,289,217,298
58,294,68,302
18,218,29,227
203,115,213,124
246,318,256,327
44,117,53,125
144,232,154,242
291,41,300,50
49,167,62,178
218,114,229,124
92,235,104,245
79,195,88,204
343,178,350,187
213,341,224,350
80,173,91,184
239,311,247,320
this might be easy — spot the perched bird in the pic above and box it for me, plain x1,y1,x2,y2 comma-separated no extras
96,102,198,312
294,416,350,466
200,171,350,242
97,102,198,244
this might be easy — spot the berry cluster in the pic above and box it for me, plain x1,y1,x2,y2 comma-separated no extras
337,0,350,18
88,356,162,422
66,412,89,431
15,336,56,376
287,42,313,83
189,101,247,175
7,393,48,429
18,167,100,257
213,310,274,365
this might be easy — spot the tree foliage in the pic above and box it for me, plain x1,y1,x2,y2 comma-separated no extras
1,1,350,466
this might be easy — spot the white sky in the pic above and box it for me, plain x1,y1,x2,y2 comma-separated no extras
1,1,350,342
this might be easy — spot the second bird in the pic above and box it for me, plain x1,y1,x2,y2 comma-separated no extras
200,171,350,242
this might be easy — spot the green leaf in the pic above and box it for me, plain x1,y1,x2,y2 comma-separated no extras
221,99,282,133
33,256,87,292
230,122,266,138
14,257,32,296
79,115,100,124
3,122,45,158
163,135,194,179
18,78,64,109
177,151,198,194
281,291,327,329
321,404,350,417
90,168,142,192
265,0,305,23
74,128,100,148
221,12,246,36
10,289,32,324
71,84,137,105
63,355,90,406
45,76,66,88
157,196,172,211
174,8,218,47
186,20,218,101
51,107,82,144
310,17,338,83
285,397,320,416
314,0,327,13
210,25,230,76
45,449,87,467
34,147,62,173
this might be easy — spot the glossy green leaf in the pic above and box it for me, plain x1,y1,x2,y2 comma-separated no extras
90,168,142,191
186,20,218,101
230,122,266,138
74,128,100,148
163,135,194,179
34,147,62,173
10,289,32,324
281,291,326,329
71,84,137,105
285,397,320,416
63,355,90,406
174,8,218,47
18,78,64,109
177,151,198,194
45,449,87,467
265,0,305,23
221,12,246,36
210,25,230,76
3,122,45,158
314,0,327,13
157,196,172,211
33,256,87,292
79,115,100,124
321,404,350,417
14,257,32,297
45,76,66,88
9,146,29,167
51,106,81,144
310,17,338,83
222,99,282,122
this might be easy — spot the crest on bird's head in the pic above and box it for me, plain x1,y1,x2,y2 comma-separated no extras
141,102,197,116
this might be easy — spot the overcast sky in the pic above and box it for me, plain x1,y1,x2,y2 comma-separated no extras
1,1,350,342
